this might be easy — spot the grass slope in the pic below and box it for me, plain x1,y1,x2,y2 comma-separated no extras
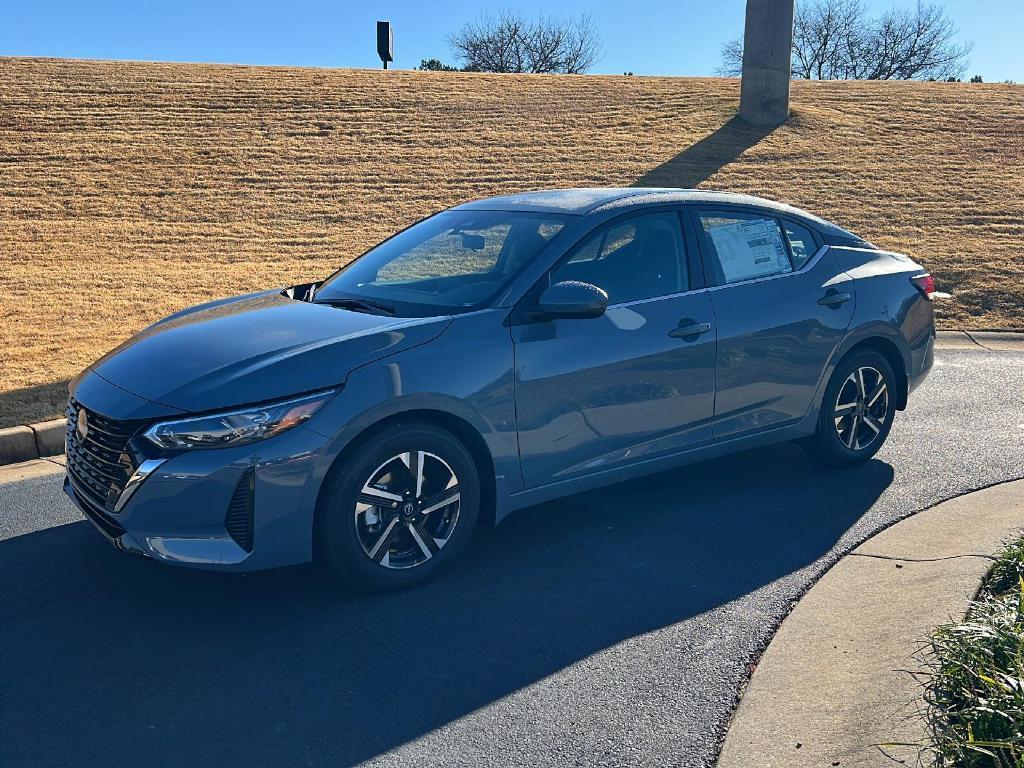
1,57,1022,426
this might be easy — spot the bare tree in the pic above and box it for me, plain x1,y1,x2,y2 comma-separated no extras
717,0,971,80
717,38,745,78
448,12,603,74
858,3,971,80
792,0,868,79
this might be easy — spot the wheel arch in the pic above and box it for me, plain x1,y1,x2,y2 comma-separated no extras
312,407,499,559
835,335,909,410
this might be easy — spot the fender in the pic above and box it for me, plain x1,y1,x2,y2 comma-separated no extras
301,308,521,528
303,374,515,529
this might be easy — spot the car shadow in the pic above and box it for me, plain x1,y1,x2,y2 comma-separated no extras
1,443,892,766
634,115,777,188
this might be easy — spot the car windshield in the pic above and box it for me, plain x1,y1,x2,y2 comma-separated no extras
315,210,570,315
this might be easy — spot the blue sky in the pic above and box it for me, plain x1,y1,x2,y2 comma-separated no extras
2,1,1021,82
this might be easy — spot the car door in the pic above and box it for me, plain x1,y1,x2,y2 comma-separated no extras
690,207,855,440
511,209,717,488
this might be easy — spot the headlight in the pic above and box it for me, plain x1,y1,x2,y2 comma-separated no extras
144,390,336,450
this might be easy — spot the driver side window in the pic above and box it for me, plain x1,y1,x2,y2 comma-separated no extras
550,212,688,305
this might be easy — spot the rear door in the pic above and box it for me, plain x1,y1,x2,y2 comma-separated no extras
689,207,855,440
512,209,717,488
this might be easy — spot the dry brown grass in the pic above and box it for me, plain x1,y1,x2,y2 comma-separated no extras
1,57,1022,427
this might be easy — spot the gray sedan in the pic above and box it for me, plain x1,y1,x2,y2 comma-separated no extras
63,188,934,589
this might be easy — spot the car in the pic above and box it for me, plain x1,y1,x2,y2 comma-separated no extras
63,188,935,589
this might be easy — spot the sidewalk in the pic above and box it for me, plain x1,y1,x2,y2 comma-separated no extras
717,479,1024,768
0,454,65,484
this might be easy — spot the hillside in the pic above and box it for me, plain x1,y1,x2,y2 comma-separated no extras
1,57,1022,426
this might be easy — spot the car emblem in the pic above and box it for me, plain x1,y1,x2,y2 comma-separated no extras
76,408,89,441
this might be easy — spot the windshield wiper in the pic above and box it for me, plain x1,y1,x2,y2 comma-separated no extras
314,298,396,316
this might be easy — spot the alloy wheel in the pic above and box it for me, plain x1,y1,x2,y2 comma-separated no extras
354,451,461,569
833,366,889,451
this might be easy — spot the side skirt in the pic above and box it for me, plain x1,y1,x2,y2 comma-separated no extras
494,412,818,524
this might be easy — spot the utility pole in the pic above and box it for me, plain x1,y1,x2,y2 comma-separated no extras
738,0,795,125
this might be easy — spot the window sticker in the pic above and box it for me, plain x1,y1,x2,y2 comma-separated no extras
707,219,792,283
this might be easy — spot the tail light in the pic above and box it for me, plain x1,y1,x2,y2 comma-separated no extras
911,273,936,300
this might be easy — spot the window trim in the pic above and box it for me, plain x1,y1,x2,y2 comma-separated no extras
686,205,829,290
703,243,829,293
510,205,699,324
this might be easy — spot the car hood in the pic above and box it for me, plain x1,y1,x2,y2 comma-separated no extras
89,291,452,412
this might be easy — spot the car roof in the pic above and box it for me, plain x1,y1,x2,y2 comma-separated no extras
452,187,856,238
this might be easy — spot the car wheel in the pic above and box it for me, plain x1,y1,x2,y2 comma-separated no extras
803,351,897,468
320,421,480,590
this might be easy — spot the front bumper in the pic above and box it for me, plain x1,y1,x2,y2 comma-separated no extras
64,474,149,557
64,420,337,572
65,470,254,566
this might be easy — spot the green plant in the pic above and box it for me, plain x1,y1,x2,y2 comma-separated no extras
926,539,1024,767
418,58,460,72
988,539,1024,596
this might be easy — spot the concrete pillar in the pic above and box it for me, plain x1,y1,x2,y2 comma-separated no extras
738,0,795,125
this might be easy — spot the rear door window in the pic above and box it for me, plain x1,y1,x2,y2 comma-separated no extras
782,221,819,270
698,212,792,286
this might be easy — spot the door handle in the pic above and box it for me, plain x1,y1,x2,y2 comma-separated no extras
818,290,852,308
669,321,712,340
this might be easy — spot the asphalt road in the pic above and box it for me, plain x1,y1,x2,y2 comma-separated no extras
2,347,1023,768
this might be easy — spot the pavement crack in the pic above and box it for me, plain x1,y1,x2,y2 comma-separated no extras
962,331,990,350
851,552,997,564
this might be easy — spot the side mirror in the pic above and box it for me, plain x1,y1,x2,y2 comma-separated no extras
533,281,608,320
283,281,320,302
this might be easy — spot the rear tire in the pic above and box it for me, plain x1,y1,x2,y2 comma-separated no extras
320,421,480,591
802,350,897,468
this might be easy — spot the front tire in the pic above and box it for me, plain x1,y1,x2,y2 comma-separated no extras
803,351,897,468
321,421,480,591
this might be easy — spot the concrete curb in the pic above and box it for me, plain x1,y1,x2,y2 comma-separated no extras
0,426,37,465
0,331,1019,467
32,418,66,457
717,479,1024,768
0,419,65,466
935,329,1024,351
967,330,1024,351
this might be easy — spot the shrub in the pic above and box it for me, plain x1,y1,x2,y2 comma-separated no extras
926,540,1024,767
418,58,461,72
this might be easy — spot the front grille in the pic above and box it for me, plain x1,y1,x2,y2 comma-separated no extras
225,468,255,552
65,476,127,539
65,398,147,513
